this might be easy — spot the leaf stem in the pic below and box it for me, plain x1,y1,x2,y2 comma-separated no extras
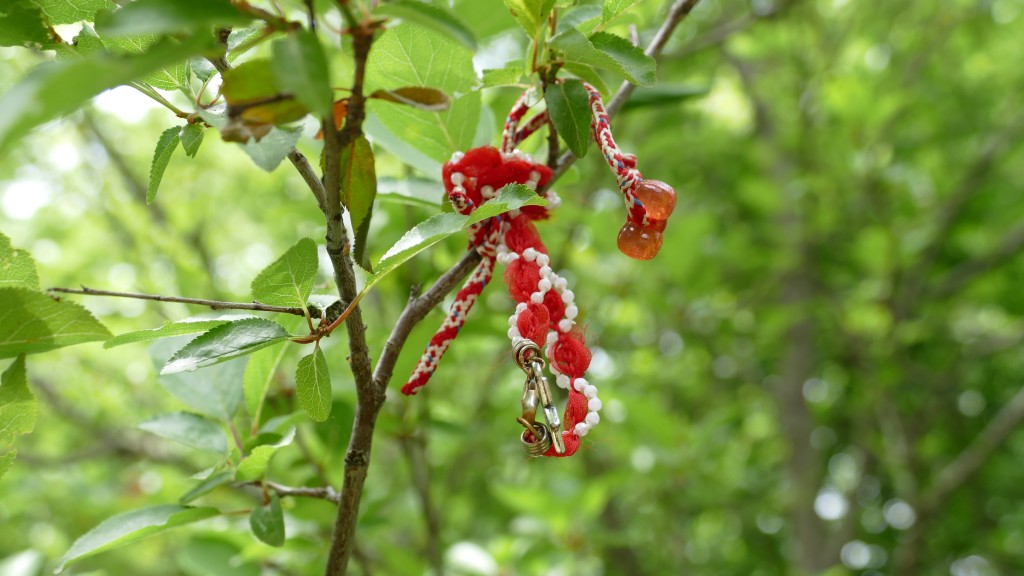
48,287,308,317
129,82,191,120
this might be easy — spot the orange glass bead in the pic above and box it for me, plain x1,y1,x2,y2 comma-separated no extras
635,179,677,221
617,222,663,260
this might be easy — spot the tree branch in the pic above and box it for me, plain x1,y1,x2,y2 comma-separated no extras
240,480,341,504
48,286,308,316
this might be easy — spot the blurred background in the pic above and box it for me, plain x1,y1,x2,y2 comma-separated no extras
2,0,1024,574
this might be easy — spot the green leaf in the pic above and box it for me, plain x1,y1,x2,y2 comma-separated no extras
138,412,228,453
179,470,234,504
0,1,49,47
601,0,635,22
105,317,241,349
99,34,190,91
243,342,287,428
0,449,14,479
371,184,545,285
56,505,219,573
249,494,285,547
589,32,657,87
295,346,331,422
179,123,205,158
502,0,556,37
96,0,247,37
240,126,302,172
481,66,526,88
0,230,40,290
30,0,113,25
545,79,591,158
251,238,318,308
621,83,709,110
366,25,481,162
0,356,36,449
0,34,211,154
147,127,179,204
271,31,333,118
235,428,294,481
162,318,290,375
340,137,377,271
561,61,610,96
374,0,477,50
152,338,246,421
369,86,451,112
0,288,111,359
221,59,307,125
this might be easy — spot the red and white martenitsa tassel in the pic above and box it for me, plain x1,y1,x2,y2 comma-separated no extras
402,81,677,458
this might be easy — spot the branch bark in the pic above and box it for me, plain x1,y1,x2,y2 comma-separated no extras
48,286,308,316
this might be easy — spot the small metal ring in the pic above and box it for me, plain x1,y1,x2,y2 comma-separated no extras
521,423,551,456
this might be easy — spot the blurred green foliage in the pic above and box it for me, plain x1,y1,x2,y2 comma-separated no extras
2,0,1024,575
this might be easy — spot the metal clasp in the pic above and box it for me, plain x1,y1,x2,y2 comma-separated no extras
513,340,565,455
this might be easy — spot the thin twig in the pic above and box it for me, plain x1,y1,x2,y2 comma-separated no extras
240,480,341,504
48,287,308,316
549,0,704,184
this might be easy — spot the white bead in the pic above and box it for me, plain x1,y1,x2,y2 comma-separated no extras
539,265,552,277
583,384,598,399
588,398,603,412
496,254,508,265
554,277,568,291
529,171,540,182
565,305,578,320
525,180,537,191
558,319,573,332
561,290,574,304
507,327,520,339
507,252,520,261
516,302,528,313
574,422,590,437
511,336,524,345
449,172,465,186
508,315,518,327
481,185,495,198
538,278,552,292
452,185,465,194
523,248,537,261
450,151,464,163
573,378,587,392
530,292,544,304
556,374,570,389
536,253,550,267
546,331,559,345
585,412,600,426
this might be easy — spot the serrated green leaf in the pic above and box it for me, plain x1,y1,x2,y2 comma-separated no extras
0,34,212,154
340,137,377,271
180,123,205,157
138,412,228,453
56,505,219,573
502,0,556,37
96,0,246,37
235,427,294,481
0,356,35,447
251,238,318,308
271,31,333,118
0,231,40,290
372,184,545,284
243,342,287,428
100,34,189,90
366,25,481,162
562,62,610,96
162,318,290,375
249,494,285,547
0,289,110,359
481,66,526,88
30,0,113,25
0,1,49,47
601,0,634,22
179,470,234,504
375,0,477,50
105,317,243,349
589,31,656,86
545,79,591,158
295,347,331,422
147,127,179,204
189,56,217,82
152,338,247,421
240,126,302,172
